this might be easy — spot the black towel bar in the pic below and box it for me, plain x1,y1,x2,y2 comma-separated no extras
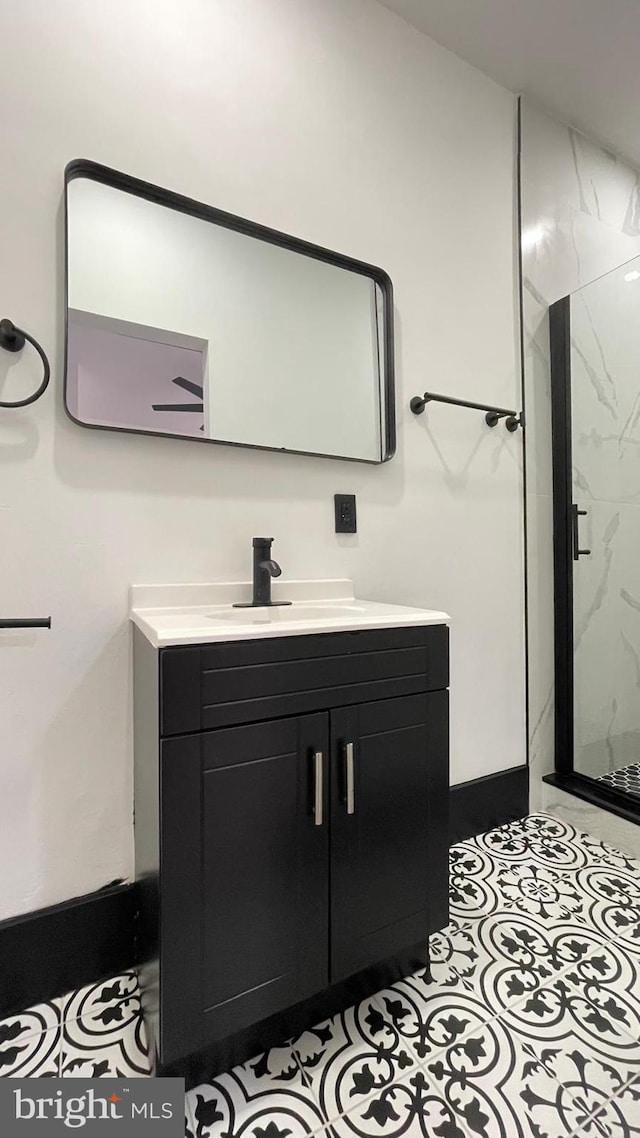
0,618,52,629
410,391,523,431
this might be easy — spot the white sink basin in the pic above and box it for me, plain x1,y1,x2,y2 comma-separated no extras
130,580,449,647
212,603,367,624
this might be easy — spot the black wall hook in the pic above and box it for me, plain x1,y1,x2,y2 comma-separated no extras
0,319,51,408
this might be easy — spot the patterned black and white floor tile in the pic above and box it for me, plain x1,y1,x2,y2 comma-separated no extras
505,969,640,1070
573,862,640,943
475,814,640,879
356,981,498,1071
60,1007,149,1078
60,971,140,1026
326,1013,611,1138
59,970,149,1078
415,924,477,990
185,1042,327,1138
407,911,617,1019
449,844,501,922
291,995,418,1124
598,761,640,799
60,976,149,1078
574,1076,640,1136
4,813,640,1138
0,1000,61,1077
0,973,149,1081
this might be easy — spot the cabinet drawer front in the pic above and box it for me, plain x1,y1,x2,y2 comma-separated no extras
203,647,426,705
202,675,430,730
160,625,449,735
200,625,441,668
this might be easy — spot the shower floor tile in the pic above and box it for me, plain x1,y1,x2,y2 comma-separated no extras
598,760,640,798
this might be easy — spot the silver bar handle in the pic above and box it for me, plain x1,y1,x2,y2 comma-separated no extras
345,742,355,815
314,751,323,827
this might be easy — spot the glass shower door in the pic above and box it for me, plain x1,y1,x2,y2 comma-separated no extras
569,256,640,797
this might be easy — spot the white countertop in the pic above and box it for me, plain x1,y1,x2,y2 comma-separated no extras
130,579,449,648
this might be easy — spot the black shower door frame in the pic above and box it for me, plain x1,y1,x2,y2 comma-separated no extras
547,296,640,822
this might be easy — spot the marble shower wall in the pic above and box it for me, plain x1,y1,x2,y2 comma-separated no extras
520,101,640,806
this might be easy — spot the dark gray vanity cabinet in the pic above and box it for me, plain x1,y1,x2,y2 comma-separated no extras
134,624,449,1073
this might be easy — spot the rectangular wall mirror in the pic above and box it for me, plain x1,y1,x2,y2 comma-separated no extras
64,161,395,463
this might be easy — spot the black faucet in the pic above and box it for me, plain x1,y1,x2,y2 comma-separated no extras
233,538,292,608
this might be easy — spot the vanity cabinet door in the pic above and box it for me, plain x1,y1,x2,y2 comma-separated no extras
200,714,330,1042
329,691,449,983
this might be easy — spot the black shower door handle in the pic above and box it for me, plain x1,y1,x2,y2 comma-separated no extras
571,504,591,560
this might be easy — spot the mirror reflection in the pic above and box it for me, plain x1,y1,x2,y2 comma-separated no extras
65,166,394,462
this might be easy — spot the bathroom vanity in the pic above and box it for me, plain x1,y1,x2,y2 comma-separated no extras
131,580,450,1080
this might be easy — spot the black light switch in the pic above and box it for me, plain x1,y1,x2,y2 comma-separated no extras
334,494,357,534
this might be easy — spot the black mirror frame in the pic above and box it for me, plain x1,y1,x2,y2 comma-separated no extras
63,159,396,464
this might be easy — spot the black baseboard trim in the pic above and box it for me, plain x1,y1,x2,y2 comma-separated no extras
0,882,138,1019
450,765,529,844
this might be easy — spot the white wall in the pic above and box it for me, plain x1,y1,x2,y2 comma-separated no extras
0,0,523,919
520,101,640,811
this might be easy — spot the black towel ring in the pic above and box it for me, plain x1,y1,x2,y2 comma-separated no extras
0,318,51,408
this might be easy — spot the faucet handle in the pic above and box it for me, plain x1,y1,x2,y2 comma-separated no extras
253,536,274,548
259,559,282,578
